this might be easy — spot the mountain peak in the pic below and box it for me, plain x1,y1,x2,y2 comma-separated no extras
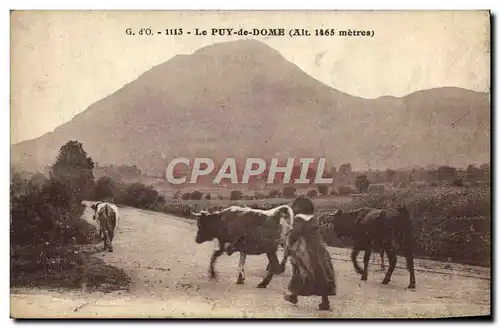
11,41,490,174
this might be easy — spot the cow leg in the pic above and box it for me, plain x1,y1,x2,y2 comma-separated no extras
380,249,386,271
351,248,364,275
265,246,287,274
107,227,114,252
381,245,397,285
100,222,110,251
257,252,279,288
361,247,372,281
405,250,416,289
209,241,225,279
236,253,246,285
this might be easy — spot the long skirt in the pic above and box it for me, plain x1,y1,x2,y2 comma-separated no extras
288,235,337,296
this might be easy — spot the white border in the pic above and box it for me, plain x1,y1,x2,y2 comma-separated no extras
2,1,497,327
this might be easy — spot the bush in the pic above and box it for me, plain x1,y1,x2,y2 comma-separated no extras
93,176,117,201
268,189,281,198
450,178,464,187
306,189,318,197
355,174,370,192
120,183,158,209
338,186,354,195
190,190,203,200
282,186,296,198
230,190,243,200
10,177,90,246
181,192,191,200
254,192,266,199
205,193,211,200
317,185,329,196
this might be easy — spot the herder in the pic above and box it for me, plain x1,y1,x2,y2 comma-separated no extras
284,196,337,311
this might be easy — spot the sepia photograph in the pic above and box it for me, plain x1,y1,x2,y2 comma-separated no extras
9,10,491,318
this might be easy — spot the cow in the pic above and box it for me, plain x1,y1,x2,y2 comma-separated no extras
330,206,416,289
325,208,386,271
91,201,120,252
191,204,294,288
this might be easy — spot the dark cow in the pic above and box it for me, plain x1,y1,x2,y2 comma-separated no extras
191,205,294,288
330,206,416,289
91,202,119,252
326,208,386,271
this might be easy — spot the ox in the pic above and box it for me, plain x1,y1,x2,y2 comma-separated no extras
330,207,416,289
91,201,120,252
326,208,386,271
191,205,294,288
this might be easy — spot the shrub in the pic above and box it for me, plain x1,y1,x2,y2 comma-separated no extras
268,189,281,198
306,189,318,197
254,192,266,199
181,192,191,200
282,186,296,198
93,176,117,201
10,177,90,246
317,185,329,196
190,190,203,200
230,190,243,200
120,183,158,209
338,186,354,195
355,174,370,192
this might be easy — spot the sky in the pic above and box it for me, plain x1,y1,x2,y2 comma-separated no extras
10,10,490,144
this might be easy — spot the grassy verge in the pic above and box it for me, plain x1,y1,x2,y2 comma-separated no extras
10,244,131,293
11,202,131,293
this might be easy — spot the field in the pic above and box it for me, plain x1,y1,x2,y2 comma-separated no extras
151,185,490,267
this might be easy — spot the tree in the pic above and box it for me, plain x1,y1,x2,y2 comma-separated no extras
317,185,329,196
94,176,117,201
355,174,370,193
50,140,95,203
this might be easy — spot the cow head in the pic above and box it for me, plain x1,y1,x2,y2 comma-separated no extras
91,202,102,221
191,210,221,244
330,209,353,238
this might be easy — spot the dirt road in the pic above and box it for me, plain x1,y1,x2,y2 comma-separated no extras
11,204,491,318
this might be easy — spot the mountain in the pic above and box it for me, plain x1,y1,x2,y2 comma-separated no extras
11,40,490,176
